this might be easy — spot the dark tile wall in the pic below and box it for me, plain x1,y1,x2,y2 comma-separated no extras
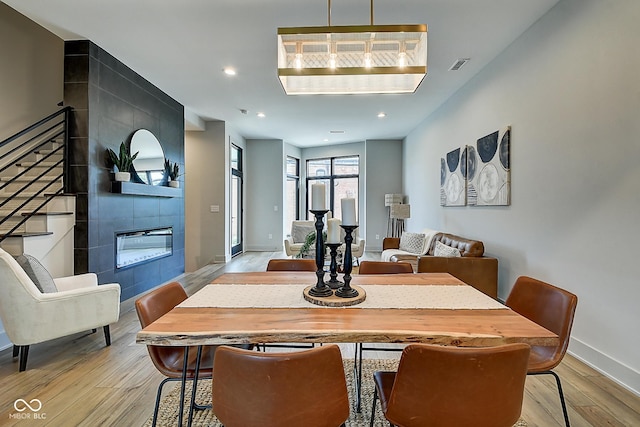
63,40,185,301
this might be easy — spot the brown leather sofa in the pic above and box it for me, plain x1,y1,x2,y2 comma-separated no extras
382,233,498,298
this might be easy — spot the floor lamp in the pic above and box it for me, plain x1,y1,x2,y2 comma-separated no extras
390,203,410,238
385,194,403,237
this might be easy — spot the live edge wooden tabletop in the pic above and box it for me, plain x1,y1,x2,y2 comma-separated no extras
136,272,558,348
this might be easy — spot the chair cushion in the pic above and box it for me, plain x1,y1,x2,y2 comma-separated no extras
433,241,462,257
15,254,57,293
398,232,426,254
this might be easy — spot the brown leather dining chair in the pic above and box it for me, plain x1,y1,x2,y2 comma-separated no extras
370,343,531,427
264,258,317,350
212,344,350,427
266,258,317,272
506,276,578,427
358,260,413,275
135,282,218,427
354,259,413,411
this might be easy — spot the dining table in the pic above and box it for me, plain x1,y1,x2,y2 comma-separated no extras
136,271,558,425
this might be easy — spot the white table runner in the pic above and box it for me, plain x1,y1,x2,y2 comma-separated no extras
178,284,506,310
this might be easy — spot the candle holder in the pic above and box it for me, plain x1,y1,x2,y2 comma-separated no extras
308,209,332,297
325,243,343,289
336,225,359,298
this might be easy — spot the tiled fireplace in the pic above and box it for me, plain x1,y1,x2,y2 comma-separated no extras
64,40,185,301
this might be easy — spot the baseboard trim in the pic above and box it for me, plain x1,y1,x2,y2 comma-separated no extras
569,337,640,397
0,330,11,352
245,245,283,251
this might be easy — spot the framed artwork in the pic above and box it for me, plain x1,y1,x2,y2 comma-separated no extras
440,147,466,206
467,126,511,206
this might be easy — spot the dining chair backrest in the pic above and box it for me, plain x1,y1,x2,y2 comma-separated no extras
505,276,578,370
212,344,350,427
135,282,206,378
385,343,530,427
266,258,317,272
358,261,413,275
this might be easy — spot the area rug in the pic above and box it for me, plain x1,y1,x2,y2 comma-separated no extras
145,358,527,427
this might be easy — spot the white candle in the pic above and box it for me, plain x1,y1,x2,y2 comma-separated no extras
341,198,357,225
327,218,341,243
311,183,326,210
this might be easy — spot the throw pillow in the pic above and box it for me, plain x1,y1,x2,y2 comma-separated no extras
399,232,427,255
292,223,315,243
15,254,57,293
434,241,462,257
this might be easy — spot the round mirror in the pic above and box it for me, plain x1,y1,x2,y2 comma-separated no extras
130,129,165,185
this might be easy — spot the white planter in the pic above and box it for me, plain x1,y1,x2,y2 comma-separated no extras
168,180,179,188
114,172,130,182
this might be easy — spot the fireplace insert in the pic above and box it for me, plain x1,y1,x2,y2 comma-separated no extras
115,227,173,269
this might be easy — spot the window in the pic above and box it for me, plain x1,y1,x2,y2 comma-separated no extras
231,144,243,256
306,156,359,220
286,156,300,235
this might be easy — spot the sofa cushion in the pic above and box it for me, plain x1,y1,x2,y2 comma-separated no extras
429,233,485,257
434,241,462,257
398,232,426,254
15,254,58,293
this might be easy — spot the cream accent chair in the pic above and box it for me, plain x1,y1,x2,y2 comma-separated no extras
342,228,365,266
284,220,316,258
0,248,121,371
284,220,365,265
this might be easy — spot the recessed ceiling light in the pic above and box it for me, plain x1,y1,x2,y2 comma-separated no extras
256,112,265,118
329,130,345,134
223,67,237,76
323,138,329,142
377,112,386,118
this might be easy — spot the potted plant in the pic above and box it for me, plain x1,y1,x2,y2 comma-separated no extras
106,142,138,182
296,230,327,259
164,158,181,187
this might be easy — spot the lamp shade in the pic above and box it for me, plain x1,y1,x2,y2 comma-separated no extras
277,24,427,95
384,193,403,206
390,203,410,219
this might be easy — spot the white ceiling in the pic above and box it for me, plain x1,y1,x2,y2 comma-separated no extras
5,0,560,147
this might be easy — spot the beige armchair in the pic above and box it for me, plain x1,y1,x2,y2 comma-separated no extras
284,220,365,265
284,220,316,258
338,226,365,266
0,248,121,371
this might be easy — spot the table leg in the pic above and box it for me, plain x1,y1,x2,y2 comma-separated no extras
357,342,364,412
178,346,189,427
351,342,365,412
187,345,203,427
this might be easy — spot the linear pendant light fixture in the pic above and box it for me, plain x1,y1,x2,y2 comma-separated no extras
277,0,427,95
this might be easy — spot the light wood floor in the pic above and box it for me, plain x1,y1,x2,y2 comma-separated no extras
1,251,638,426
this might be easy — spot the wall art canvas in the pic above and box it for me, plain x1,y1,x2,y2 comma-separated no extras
440,147,466,206
467,126,511,206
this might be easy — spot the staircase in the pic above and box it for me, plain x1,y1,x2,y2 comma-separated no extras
0,107,76,278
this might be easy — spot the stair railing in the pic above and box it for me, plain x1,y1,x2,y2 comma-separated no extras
0,107,71,242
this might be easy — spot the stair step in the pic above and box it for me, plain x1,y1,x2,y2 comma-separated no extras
34,152,63,162
16,162,60,168
0,231,53,238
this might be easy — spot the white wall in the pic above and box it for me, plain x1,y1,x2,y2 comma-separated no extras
404,0,640,394
0,4,64,351
185,122,227,270
245,139,285,251
364,140,403,251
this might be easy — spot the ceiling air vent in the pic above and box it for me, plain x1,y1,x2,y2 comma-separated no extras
449,58,470,71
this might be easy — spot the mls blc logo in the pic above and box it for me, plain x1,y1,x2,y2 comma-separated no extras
10,398,46,420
